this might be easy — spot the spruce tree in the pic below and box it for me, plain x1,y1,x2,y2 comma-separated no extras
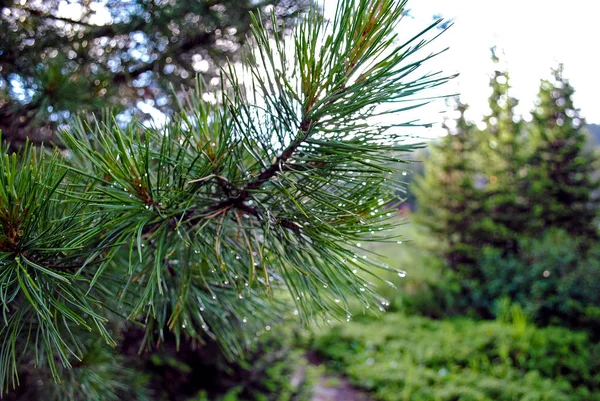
479,52,526,252
414,99,486,276
0,0,453,398
524,64,599,239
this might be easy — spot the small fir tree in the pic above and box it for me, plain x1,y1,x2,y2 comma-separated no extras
414,99,486,276
524,64,599,239
479,52,527,253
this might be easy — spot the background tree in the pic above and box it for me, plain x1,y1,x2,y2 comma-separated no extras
414,99,487,276
523,64,599,239
415,52,528,280
478,52,526,253
414,57,600,328
0,1,452,399
0,0,312,146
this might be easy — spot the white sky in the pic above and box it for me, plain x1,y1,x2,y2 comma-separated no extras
324,0,600,137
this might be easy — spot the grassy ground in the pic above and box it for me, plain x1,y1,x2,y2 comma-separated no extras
310,313,600,401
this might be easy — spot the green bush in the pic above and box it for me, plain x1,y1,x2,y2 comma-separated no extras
311,313,600,401
392,269,464,319
474,229,600,333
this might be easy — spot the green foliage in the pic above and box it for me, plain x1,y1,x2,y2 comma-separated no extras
0,1,453,397
474,229,600,333
312,313,600,401
0,142,115,389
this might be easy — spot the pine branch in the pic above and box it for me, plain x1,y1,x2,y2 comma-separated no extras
0,0,455,395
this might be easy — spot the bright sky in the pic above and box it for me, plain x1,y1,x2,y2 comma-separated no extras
324,0,600,137
74,0,599,133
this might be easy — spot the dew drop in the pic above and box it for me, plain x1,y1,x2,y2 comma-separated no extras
398,270,407,278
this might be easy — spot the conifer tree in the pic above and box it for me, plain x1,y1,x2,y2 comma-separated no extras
414,99,486,276
0,1,453,398
524,65,599,239
479,52,526,252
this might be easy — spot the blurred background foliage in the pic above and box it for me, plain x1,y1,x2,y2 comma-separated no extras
1,1,600,400
0,0,312,146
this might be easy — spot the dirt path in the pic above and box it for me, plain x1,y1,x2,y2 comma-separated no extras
304,352,374,401
311,375,373,401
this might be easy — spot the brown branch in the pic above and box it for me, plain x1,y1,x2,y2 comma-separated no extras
184,117,314,222
18,6,98,28
236,202,303,232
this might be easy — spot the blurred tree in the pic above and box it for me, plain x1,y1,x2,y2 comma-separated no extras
415,53,528,279
0,0,311,146
414,59,600,325
479,52,527,253
414,99,487,276
523,64,599,239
